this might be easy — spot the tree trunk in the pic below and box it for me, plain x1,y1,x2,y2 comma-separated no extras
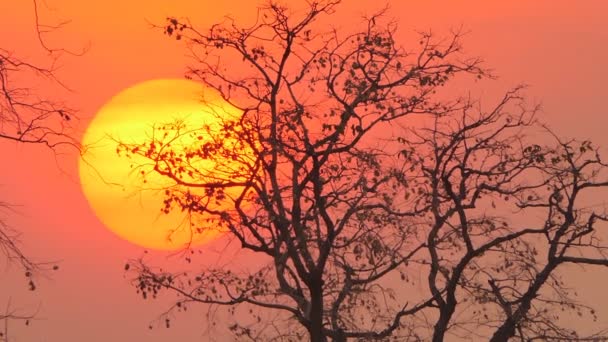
489,321,515,342
309,278,326,342
490,265,555,342
432,309,454,342
489,299,532,342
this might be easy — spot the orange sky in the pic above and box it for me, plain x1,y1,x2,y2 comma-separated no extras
1,1,607,340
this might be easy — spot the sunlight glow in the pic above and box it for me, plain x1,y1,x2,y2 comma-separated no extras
79,79,242,250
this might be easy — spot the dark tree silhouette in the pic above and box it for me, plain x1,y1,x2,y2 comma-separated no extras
121,1,608,341
0,0,79,338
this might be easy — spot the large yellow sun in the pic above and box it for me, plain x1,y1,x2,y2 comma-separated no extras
80,79,244,250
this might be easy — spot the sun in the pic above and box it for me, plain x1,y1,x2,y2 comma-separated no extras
79,79,244,250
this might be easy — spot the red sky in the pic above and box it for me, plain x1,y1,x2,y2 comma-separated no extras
1,1,607,340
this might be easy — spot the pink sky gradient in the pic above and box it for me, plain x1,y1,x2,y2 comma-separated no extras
1,1,607,340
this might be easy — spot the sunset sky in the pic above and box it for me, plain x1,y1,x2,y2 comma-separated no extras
1,1,607,341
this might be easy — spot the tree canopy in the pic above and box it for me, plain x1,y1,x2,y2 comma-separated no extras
122,1,608,341
0,1,78,337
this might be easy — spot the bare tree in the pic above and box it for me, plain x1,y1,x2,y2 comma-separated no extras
395,91,608,341
0,0,79,337
120,1,608,341
0,0,78,148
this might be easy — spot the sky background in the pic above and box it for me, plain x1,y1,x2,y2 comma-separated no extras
1,1,607,341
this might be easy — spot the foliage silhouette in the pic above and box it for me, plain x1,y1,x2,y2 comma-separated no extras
122,1,608,341
0,0,79,338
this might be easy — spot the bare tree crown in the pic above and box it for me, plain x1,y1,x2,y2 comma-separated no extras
0,1,79,338
120,1,608,341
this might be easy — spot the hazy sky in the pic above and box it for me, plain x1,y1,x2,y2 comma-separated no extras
1,1,607,341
